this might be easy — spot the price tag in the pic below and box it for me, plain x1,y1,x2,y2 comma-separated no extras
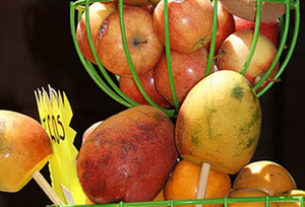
35,85,86,205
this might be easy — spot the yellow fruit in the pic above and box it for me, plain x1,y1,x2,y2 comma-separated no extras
233,160,297,196
276,190,305,207
229,188,279,207
176,70,261,174
0,110,52,192
165,160,231,207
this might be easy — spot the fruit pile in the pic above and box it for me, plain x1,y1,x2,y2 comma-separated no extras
73,0,302,205
74,0,286,111
0,0,301,206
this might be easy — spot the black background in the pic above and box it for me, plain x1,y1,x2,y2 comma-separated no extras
0,0,304,206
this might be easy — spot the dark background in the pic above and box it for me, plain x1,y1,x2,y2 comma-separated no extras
0,0,304,206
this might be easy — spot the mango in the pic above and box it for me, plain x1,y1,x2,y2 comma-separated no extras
77,105,178,204
175,70,262,174
0,110,52,192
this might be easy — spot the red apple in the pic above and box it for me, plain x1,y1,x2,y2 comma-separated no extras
76,2,116,63
154,48,212,105
207,2,235,53
216,30,279,91
153,0,214,53
234,15,280,46
119,70,172,108
96,6,163,76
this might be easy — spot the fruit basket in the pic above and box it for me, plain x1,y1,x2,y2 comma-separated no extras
70,0,300,117
62,0,303,206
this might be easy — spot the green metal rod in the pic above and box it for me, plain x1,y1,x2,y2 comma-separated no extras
47,196,305,207
70,2,132,107
117,0,176,117
206,0,218,76
253,0,291,91
257,0,300,97
241,0,262,76
163,0,179,111
83,0,141,106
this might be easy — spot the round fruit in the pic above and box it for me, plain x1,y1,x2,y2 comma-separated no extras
77,105,178,204
233,160,297,196
96,6,163,76
76,2,116,63
154,47,210,105
0,110,52,192
229,188,279,207
175,70,262,174
119,70,172,108
219,0,286,23
216,30,278,92
165,160,231,207
153,0,214,53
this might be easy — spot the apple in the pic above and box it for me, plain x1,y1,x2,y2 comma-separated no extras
95,6,163,76
207,2,235,53
234,15,280,46
216,30,279,91
76,2,116,63
153,0,214,53
154,47,211,105
119,70,172,108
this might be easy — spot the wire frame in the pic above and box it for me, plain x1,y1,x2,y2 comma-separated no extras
70,0,300,117
48,195,305,207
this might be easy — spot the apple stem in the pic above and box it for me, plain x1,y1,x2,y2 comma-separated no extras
213,50,226,60
195,162,211,207
32,171,65,205
267,78,282,83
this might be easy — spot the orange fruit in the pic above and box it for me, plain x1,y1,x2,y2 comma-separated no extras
229,188,279,207
233,160,297,196
164,160,231,207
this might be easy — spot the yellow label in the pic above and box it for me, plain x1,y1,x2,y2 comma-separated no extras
35,85,86,205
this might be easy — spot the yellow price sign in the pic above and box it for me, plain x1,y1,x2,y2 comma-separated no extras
34,85,86,205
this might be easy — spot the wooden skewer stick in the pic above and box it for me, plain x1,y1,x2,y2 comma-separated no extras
195,162,211,207
32,171,65,205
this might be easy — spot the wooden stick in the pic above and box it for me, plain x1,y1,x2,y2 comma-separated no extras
32,171,65,205
195,162,211,207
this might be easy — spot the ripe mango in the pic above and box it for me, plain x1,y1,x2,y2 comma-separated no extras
77,105,178,204
0,110,52,192
176,70,262,174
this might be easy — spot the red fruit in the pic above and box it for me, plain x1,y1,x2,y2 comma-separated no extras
234,15,280,46
119,70,172,108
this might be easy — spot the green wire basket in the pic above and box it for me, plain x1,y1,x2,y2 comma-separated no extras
48,196,305,207
70,0,300,117
67,0,301,206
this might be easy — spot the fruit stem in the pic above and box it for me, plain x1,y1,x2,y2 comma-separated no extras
213,50,227,60
267,78,282,83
